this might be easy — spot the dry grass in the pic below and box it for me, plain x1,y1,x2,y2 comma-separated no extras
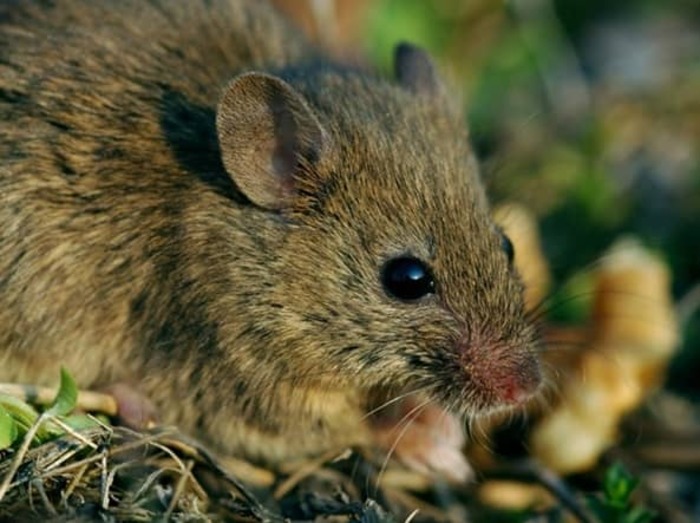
0,425,266,521
0,423,406,522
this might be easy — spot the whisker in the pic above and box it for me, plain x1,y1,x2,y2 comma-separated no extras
373,397,432,497
360,384,437,422
541,341,590,354
523,254,622,320
527,252,676,329
526,291,596,325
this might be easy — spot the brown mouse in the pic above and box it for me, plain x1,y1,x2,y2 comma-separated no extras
0,0,542,480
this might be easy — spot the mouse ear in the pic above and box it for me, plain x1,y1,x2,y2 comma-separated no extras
394,42,443,96
216,72,326,210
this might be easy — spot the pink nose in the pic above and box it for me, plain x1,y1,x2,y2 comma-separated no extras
459,340,542,407
495,366,541,404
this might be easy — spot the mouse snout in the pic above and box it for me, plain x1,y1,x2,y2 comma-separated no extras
492,354,541,405
457,336,542,408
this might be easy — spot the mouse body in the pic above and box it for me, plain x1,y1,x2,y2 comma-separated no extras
0,0,541,477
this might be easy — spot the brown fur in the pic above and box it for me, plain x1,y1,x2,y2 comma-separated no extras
0,0,541,465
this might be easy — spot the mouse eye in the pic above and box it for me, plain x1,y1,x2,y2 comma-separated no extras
381,256,435,301
500,232,515,266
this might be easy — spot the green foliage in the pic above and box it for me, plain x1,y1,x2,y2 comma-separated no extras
0,406,18,450
0,394,39,435
587,463,656,523
0,367,98,452
46,367,79,417
364,0,454,72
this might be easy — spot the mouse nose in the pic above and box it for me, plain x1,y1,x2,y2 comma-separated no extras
493,356,541,405
458,338,542,407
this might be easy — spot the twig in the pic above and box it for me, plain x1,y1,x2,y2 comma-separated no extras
163,459,195,520
0,383,118,416
483,459,595,523
42,445,84,474
126,466,169,503
37,429,166,479
32,478,57,516
533,463,595,523
273,448,344,499
49,417,99,449
157,432,272,518
99,445,110,510
60,462,89,506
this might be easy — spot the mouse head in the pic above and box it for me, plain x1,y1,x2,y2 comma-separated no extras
216,43,542,417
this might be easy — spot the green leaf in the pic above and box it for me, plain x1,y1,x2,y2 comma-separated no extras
60,414,101,432
604,462,638,505
0,405,19,450
46,367,79,417
624,506,657,523
587,495,619,522
33,418,66,444
0,394,39,432
587,463,656,523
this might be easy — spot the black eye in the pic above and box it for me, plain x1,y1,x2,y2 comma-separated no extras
500,233,515,266
381,256,435,301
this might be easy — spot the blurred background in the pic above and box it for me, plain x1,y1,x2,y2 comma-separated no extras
272,0,700,400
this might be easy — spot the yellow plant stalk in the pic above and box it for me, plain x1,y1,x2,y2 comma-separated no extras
531,237,679,474
493,203,551,311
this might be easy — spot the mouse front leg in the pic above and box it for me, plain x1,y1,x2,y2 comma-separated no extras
368,396,473,482
101,382,160,430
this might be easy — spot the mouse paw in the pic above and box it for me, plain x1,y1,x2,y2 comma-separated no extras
102,382,159,430
369,399,473,483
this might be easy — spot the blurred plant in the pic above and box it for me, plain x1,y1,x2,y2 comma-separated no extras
587,462,656,523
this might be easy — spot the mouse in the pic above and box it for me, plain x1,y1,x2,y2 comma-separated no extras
0,0,542,481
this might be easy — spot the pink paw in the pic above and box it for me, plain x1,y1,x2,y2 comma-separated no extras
369,398,473,482
102,382,159,430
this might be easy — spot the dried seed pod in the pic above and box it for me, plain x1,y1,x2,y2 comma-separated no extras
492,203,551,311
478,480,554,511
531,237,679,474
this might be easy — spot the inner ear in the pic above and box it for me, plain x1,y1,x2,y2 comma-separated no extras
216,72,326,210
